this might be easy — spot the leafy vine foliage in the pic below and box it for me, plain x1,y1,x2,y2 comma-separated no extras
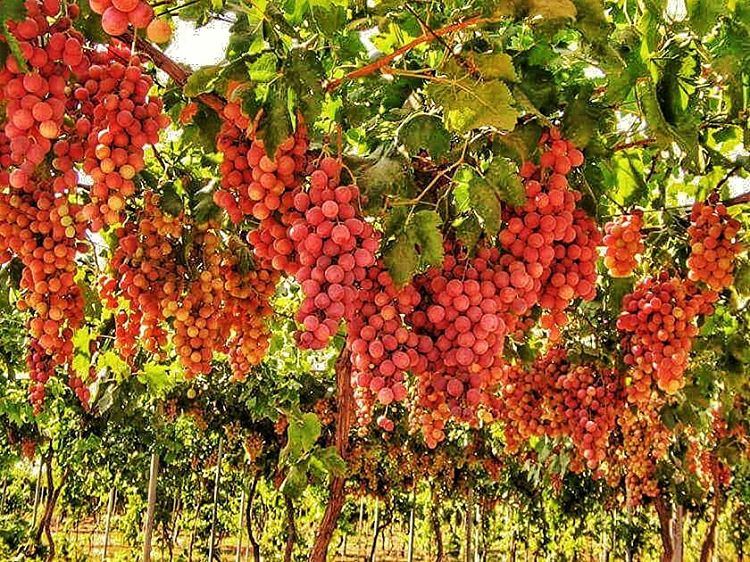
1,0,750,559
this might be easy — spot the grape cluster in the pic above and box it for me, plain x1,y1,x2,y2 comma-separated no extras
89,0,154,36
497,347,566,451
407,243,515,447
616,273,716,401
500,129,599,339
349,264,422,431
603,212,644,277
549,363,623,471
101,192,183,358
101,194,277,379
1,0,86,187
687,201,742,290
615,404,670,507
79,51,168,230
222,249,278,380
290,157,378,349
214,105,307,226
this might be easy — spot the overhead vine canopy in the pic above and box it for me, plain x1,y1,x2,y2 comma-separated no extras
1,0,750,560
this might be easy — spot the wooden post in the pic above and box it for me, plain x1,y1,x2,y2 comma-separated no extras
464,490,473,562
357,500,365,557
236,488,245,562
407,489,416,562
31,458,43,528
208,437,223,562
370,500,380,562
142,452,159,562
102,486,116,561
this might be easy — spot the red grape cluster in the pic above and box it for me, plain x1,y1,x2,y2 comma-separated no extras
407,243,516,447
348,264,423,431
687,201,742,290
289,157,378,349
603,211,644,277
214,102,307,226
497,347,566,451
68,367,92,408
89,0,154,36
1,0,86,189
100,192,183,358
614,403,670,507
616,273,717,402
79,50,168,230
549,363,623,471
222,252,278,380
499,129,599,339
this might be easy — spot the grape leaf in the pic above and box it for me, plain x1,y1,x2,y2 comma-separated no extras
260,84,292,158
428,80,519,134
686,0,726,36
527,0,577,21
398,114,451,159
472,53,517,81
183,65,222,97
355,155,413,212
315,446,347,476
384,231,419,286
468,178,501,235
572,0,610,43
485,157,525,207
454,215,482,249
280,464,308,498
412,210,444,268
247,52,278,82
288,412,321,455
0,0,25,21
286,48,324,125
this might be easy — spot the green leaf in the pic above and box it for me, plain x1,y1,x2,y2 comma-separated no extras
247,52,278,82
0,0,25,21
183,65,222,97
398,114,451,159
280,464,308,498
472,53,517,81
259,83,292,158
72,355,90,379
527,0,577,21
97,351,129,378
572,0,610,43
485,158,525,207
412,210,444,268
384,231,419,286
454,215,482,250
1,21,27,73
686,0,725,36
138,363,176,396
469,178,501,235
315,446,347,476
285,48,324,125
355,154,413,212
288,412,321,455
429,80,519,134
309,0,347,36
383,206,409,241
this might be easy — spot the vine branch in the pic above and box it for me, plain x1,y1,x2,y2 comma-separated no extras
325,15,490,92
